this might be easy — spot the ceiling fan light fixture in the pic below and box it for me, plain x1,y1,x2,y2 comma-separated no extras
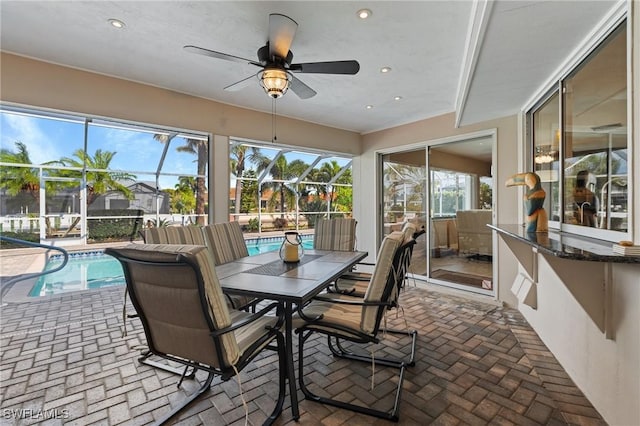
259,67,290,98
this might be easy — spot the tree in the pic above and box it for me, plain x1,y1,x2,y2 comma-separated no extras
0,141,40,203
239,170,258,213
52,149,135,205
309,160,353,213
230,145,262,215
177,139,208,225
167,176,196,213
255,156,308,217
154,135,208,225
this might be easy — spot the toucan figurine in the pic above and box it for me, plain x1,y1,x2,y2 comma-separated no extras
506,172,548,232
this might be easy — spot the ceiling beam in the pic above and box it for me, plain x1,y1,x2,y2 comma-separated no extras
454,0,494,128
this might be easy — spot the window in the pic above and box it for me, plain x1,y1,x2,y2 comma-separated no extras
229,140,352,234
0,106,209,241
528,20,628,238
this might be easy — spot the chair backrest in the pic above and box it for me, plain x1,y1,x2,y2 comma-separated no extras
106,244,240,369
141,226,206,245
313,218,357,251
202,221,249,265
361,231,404,333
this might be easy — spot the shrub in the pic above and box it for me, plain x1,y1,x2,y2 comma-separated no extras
0,231,40,249
88,209,143,242
273,217,288,230
246,217,259,232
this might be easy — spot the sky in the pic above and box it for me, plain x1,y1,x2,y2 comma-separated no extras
1,112,206,189
1,110,352,190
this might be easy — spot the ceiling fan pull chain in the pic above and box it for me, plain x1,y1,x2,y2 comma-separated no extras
272,98,278,143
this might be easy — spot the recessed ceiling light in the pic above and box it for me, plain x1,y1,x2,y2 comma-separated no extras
365,105,374,110
108,19,126,29
380,67,392,73
357,9,372,19
394,96,403,101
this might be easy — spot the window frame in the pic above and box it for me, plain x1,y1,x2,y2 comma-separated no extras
524,12,630,242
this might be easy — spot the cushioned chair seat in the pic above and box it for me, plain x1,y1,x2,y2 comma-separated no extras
292,299,364,340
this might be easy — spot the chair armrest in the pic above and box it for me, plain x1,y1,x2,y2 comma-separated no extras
313,294,392,307
210,302,283,337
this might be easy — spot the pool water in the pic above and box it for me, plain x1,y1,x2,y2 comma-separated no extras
30,235,315,297
246,236,314,256
30,251,125,297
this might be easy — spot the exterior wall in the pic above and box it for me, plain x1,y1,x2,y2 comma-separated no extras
359,112,521,308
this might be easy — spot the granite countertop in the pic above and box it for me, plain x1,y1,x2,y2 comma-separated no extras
489,224,640,264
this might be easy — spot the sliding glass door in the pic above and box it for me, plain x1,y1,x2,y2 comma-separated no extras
378,135,494,295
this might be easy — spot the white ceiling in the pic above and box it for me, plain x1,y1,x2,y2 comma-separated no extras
0,1,619,134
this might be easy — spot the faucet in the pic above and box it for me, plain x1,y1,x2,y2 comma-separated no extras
578,201,591,224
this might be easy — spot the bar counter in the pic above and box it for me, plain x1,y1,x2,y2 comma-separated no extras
488,224,640,264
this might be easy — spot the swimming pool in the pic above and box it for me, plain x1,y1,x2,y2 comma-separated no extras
30,235,315,297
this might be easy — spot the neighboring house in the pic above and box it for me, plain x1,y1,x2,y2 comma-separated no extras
90,181,170,214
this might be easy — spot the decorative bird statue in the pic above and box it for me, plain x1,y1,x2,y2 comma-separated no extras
506,172,549,232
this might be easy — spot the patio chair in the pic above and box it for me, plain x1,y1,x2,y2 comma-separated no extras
105,244,288,426
293,231,417,421
141,226,205,245
333,222,422,296
201,222,259,311
201,221,250,265
142,224,254,310
313,218,357,251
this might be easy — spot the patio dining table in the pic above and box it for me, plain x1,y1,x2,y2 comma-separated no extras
215,248,368,420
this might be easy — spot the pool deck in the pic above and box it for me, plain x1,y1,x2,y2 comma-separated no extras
0,278,605,425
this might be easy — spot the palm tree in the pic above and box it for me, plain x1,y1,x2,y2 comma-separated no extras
53,149,135,205
230,144,262,215
154,135,208,225
256,156,308,217
177,139,208,225
309,160,353,212
0,141,40,202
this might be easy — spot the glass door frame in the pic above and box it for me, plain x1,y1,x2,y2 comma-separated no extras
376,129,497,296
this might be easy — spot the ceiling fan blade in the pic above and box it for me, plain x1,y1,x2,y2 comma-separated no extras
224,74,257,91
289,60,360,75
289,75,316,99
184,45,261,67
268,14,298,60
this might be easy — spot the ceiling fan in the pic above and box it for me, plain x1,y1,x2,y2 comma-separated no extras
184,13,360,99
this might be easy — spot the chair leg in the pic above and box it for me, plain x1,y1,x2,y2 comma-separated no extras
153,371,215,425
264,332,287,426
298,330,405,422
328,328,418,367
139,350,197,379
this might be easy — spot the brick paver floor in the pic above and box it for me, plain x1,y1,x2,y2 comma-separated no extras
0,283,606,425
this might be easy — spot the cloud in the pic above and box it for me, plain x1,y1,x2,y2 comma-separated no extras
1,114,61,164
